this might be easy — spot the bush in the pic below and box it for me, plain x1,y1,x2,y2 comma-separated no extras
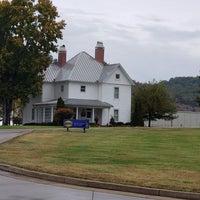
109,117,115,126
115,122,125,126
13,116,22,125
53,108,74,126
24,122,53,126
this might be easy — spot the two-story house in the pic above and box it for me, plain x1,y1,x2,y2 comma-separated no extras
22,42,133,125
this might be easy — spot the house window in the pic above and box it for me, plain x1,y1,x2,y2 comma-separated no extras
32,108,35,120
86,109,92,118
114,87,119,99
61,85,64,92
81,85,86,92
116,74,120,80
114,109,119,122
38,108,43,123
45,107,51,122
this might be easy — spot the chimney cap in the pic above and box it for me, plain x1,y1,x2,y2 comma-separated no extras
95,41,104,49
59,45,66,52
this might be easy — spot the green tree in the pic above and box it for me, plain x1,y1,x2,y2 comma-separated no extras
56,97,65,109
0,0,65,125
131,84,144,126
132,82,176,127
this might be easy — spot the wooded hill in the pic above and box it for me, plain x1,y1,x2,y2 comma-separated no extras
161,77,200,111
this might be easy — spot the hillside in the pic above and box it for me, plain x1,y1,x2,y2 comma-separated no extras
161,77,200,111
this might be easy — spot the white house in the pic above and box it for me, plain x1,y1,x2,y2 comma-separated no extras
23,42,133,125
145,111,200,128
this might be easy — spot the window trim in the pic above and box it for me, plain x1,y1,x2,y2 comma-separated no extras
114,109,119,122
116,73,120,80
114,87,119,99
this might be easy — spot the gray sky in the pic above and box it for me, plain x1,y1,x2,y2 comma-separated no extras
52,0,200,82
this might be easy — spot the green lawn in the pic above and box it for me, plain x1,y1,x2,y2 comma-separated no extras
0,127,200,192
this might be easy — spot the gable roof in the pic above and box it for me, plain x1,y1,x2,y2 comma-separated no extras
44,51,133,85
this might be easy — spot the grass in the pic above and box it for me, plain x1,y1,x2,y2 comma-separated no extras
0,127,200,192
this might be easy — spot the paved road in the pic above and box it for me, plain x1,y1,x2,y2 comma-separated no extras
0,171,154,200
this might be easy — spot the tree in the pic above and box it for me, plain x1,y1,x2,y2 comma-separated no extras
53,108,74,126
56,97,65,109
0,0,66,125
132,82,177,127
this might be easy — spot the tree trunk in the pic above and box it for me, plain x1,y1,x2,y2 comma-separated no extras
2,99,12,125
148,112,151,127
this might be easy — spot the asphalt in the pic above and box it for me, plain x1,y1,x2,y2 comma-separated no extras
0,129,200,200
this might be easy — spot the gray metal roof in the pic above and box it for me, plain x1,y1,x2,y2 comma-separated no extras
43,64,60,82
64,99,113,108
33,98,113,108
44,52,103,83
43,51,133,84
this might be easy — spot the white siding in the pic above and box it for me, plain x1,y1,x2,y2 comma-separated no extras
105,68,131,85
54,82,68,100
100,83,131,123
22,95,41,124
68,82,99,99
42,83,55,101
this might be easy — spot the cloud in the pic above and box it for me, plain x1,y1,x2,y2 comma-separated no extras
141,25,200,43
52,1,200,82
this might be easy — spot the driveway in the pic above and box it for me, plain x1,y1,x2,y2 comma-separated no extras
0,129,32,143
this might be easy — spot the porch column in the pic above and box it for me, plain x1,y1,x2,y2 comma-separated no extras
108,108,110,124
51,107,54,122
92,107,95,123
76,107,79,119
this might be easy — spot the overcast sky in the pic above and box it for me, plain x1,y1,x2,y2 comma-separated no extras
52,0,200,82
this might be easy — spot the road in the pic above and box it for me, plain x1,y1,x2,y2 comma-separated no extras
0,170,181,200
0,130,181,200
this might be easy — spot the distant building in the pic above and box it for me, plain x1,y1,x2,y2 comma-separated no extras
23,42,133,125
146,111,200,128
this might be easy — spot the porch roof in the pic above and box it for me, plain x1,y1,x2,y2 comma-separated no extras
33,98,113,108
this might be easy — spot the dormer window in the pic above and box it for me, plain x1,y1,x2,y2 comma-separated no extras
116,74,120,80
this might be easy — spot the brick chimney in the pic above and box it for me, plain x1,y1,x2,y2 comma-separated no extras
58,45,66,67
95,41,104,64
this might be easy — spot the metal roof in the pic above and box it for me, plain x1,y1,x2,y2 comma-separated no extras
33,98,113,108
43,64,60,82
64,99,113,108
43,51,133,84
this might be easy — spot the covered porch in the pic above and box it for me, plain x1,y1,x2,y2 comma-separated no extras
33,98,113,125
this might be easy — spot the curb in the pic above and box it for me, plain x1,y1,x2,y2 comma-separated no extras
0,164,200,200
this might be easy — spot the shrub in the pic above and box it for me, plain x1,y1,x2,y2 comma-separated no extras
116,122,125,126
109,117,115,126
13,116,22,125
56,97,65,109
53,108,74,126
